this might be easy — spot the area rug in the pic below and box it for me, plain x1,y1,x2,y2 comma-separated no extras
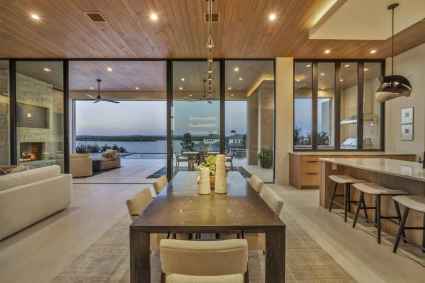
52,213,355,283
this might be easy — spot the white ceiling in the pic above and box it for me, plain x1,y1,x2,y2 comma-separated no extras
310,0,425,40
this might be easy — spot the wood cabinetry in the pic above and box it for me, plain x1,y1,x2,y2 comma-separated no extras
289,152,416,189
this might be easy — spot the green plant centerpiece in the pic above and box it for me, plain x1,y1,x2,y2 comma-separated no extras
257,148,273,169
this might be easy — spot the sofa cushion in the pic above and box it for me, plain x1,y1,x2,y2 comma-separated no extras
102,149,118,160
0,165,61,192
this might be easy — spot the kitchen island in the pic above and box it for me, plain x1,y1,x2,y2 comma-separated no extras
320,158,425,245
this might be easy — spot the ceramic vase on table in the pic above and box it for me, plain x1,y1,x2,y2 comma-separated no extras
215,154,227,194
198,167,211,195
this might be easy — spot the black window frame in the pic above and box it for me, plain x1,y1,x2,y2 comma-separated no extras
293,59,385,152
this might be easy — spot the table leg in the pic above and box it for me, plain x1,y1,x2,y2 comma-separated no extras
266,227,286,283
130,231,151,283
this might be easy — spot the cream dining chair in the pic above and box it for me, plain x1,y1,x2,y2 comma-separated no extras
160,239,249,283
126,188,161,251
154,175,168,195
247,174,264,193
246,185,284,252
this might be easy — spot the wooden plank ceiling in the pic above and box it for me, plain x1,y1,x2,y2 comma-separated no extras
0,0,424,59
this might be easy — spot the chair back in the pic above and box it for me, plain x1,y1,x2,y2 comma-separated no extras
260,185,284,215
153,175,168,194
160,239,248,276
126,188,153,219
248,174,264,193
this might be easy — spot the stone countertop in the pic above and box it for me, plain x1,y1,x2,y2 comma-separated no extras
290,151,416,156
320,158,425,182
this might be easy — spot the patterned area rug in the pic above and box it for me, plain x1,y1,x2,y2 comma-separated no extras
52,213,355,283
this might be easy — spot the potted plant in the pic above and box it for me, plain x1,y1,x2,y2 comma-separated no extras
198,155,217,189
257,148,273,169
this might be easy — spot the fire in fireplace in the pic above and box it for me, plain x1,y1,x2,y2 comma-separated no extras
20,142,44,161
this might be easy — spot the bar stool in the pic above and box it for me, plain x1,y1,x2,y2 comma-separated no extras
352,183,407,244
392,195,425,253
328,175,365,222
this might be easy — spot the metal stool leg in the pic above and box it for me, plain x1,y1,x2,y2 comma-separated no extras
361,193,369,222
394,200,408,243
376,195,381,244
329,182,338,212
344,184,350,223
353,192,364,228
394,207,409,253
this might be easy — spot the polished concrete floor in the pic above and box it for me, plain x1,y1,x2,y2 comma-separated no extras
1,180,424,283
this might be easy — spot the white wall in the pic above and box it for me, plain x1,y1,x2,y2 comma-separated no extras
385,43,425,159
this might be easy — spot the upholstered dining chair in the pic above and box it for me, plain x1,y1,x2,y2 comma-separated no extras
126,188,161,251
247,174,264,193
166,274,244,283
246,185,284,252
160,239,249,283
154,175,168,195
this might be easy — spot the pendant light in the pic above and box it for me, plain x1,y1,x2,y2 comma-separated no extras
375,3,412,102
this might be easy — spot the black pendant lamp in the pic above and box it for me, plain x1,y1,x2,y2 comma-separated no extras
375,3,412,102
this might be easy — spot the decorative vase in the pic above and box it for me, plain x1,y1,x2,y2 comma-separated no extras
198,167,211,195
214,154,227,194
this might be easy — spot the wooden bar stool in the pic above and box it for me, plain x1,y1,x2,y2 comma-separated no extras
392,195,425,253
352,183,407,244
328,175,365,222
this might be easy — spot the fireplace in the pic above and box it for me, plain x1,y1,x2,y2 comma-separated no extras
20,142,44,161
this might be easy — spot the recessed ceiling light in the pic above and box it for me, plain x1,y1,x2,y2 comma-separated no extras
295,78,301,82
227,87,232,90
189,94,193,97
268,13,277,22
30,13,41,22
43,67,51,72
135,86,140,90
107,67,112,72
231,94,235,97
178,86,184,90
370,49,377,54
208,70,212,74
324,49,331,54
339,79,344,82
238,77,243,81
364,68,369,72
180,78,185,82
320,73,325,77
233,67,239,72
26,113,32,118
149,12,159,22
344,64,350,68
306,64,311,68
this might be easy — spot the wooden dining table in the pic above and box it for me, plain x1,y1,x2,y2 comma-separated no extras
130,171,286,283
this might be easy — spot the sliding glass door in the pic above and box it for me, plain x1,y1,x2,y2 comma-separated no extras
0,60,9,165
171,61,220,174
15,61,65,171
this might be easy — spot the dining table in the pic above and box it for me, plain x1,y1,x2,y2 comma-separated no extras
130,171,286,283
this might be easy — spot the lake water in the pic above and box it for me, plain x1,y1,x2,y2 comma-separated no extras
77,140,182,154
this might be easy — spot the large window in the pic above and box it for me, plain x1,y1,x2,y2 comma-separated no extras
225,60,274,182
16,61,65,170
0,61,9,165
294,60,384,151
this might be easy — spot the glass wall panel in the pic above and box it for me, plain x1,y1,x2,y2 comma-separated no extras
363,63,382,149
225,60,274,182
340,62,358,149
0,61,10,165
294,62,313,149
69,60,167,180
172,61,220,175
317,63,335,149
16,61,64,170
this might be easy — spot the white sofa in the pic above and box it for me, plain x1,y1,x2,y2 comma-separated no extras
0,165,71,240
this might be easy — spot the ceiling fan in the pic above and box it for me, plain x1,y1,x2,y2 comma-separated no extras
86,78,120,104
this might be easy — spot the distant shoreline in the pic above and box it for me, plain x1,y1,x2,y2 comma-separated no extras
76,135,166,142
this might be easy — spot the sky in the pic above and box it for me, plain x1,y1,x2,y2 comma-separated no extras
75,100,247,136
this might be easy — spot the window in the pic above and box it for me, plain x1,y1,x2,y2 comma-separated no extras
294,62,313,149
293,60,384,151
0,60,9,165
